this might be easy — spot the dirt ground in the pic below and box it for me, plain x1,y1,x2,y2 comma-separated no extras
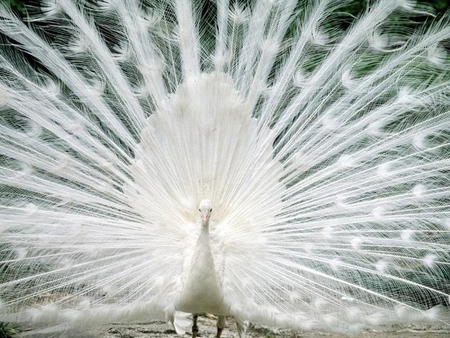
22,316,450,338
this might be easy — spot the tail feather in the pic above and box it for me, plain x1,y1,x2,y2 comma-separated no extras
173,311,192,335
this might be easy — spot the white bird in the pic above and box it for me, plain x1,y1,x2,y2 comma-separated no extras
0,0,449,336
173,199,246,338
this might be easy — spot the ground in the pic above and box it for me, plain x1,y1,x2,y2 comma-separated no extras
21,315,450,338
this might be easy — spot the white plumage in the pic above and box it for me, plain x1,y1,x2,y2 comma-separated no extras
0,0,449,336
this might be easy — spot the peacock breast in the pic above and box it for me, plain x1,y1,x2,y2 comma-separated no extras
176,228,228,315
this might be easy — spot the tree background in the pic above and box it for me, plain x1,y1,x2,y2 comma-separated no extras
2,0,450,18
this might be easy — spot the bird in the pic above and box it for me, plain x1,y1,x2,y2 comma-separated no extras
0,0,449,336
173,199,247,338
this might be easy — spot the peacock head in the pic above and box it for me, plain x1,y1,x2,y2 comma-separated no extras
198,199,213,225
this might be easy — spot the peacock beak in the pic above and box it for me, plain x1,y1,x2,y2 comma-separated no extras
200,212,209,225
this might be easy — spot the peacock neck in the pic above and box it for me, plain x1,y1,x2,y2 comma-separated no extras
198,214,212,246
200,218,210,234
175,214,226,315
196,220,212,263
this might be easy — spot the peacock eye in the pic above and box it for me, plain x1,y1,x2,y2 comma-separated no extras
210,208,212,212
199,208,201,212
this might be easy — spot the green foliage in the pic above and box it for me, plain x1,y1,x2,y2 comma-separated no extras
1,0,25,14
432,0,450,10
3,0,450,16
0,322,19,338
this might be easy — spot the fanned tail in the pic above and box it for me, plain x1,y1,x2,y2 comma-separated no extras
0,0,449,335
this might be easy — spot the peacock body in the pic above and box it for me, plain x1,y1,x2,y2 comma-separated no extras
0,0,449,336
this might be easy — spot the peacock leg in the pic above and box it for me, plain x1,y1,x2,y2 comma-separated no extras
192,313,199,338
216,315,226,338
